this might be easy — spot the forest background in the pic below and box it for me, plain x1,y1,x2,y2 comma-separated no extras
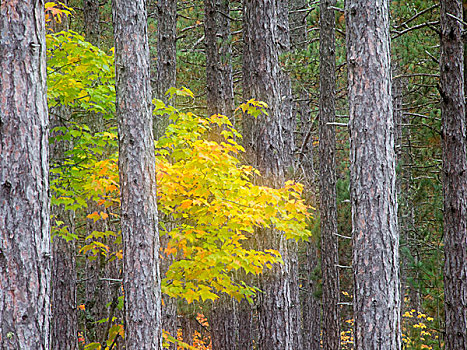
1,0,464,349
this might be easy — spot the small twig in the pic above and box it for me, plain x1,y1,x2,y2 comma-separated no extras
338,302,353,306
328,6,344,13
336,264,352,269
392,21,439,39
446,12,467,27
424,50,439,65
393,4,439,29
327,122,348,127
99,278,122,283
334,232,352,240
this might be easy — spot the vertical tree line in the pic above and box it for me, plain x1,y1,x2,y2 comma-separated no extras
2,0,467,348
440,0,467,348
346,0,401,348
243,0,298,348
319,0,340,349
112,0,162,348
0,0,51,348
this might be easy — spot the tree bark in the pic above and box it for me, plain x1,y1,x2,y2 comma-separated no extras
345,0,401,349
440,0,467,348
83,0,100,46
236,298,254,349
155,3,177,334
160,231,178,350
48,6,79,348
301,241,321,350
81,4,122,342
290,0,312,166
51,231,78,349
289,2,321,347
50,107,79,350
204,2,239,348
154,0,177,139
112,0,162,348
393,71,407,314
0,1,51,348
205,0,234,118
319,1,340,349
243,0,298,349
209,295,238,350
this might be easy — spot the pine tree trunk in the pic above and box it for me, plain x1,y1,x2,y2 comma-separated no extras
243,0,298,349
82,2,120,342
50,107,79,350
204,2,239,348
155,2,177,341
440,0,467,348
160,231,178,350
290,0,312,153
301,242,321,350
112,0,162,348
289,1,321,347
83,213,112,343
48,8,79,349
205,0,234,119
0,1,51,348
154,3,177,336
319,1,340,349
236,298,254,349
209,295,238,350
393,71,407,314
345,1,401,348
51,230,78,349
83,0,100,46
154,0,177,139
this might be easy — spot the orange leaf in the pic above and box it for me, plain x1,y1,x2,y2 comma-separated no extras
86,211,100,222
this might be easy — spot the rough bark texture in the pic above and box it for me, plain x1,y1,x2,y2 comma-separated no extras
83,0,100,46
301,241,321,350
82,0,108,339
51,233,78,349
82,221,122,346
205,0,234,118
289,0,308,51
83,211,107,342
290,0,312,174
393,71,418,315
236,298,254,349
50,107,79,350
48,7,79,348
243,0,297,349
345,1,401,349
112,0,162,348
440,0,467,348
209,295,238,350
276,5,302,346
393,71,407,313
243,0,294,176
464,0,467,99
0,0,51,348
319,2,340,349
160,231,178,350
154,0,177,139
82,2,123,342
289,2,321,347
156,0,178,322
204,2,238,348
